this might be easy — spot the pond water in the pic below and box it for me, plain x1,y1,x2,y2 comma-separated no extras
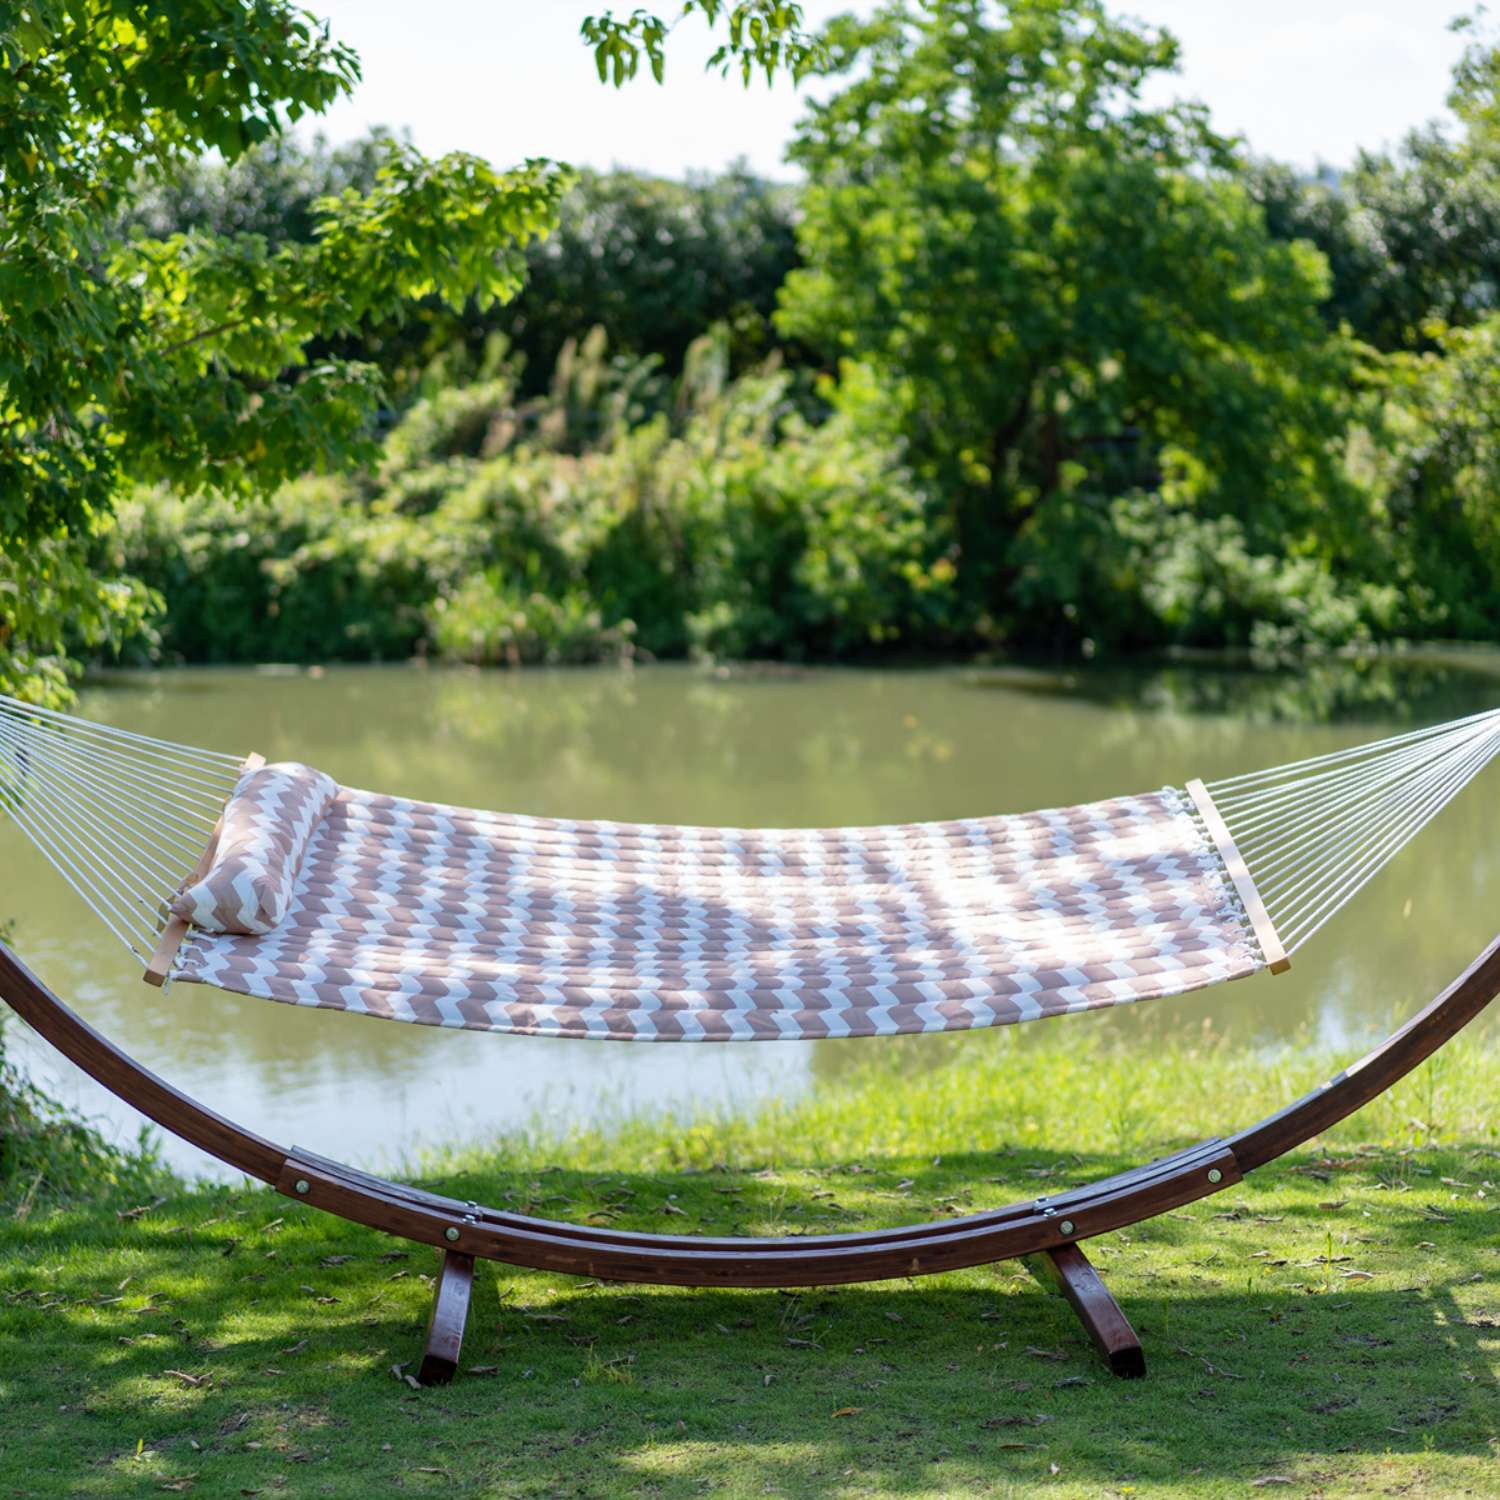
4,655,1499,1180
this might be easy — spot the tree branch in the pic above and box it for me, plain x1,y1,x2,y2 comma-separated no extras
156,314,254,358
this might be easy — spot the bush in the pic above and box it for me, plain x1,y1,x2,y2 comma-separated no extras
111,478,437,664
105,312,1500,670
107,336,959,669
429,576,634,666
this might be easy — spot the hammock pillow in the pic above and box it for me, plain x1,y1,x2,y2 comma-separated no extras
171,762,337,935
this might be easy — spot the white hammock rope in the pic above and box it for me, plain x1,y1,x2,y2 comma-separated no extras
1204,703,1500,953
0,697,237,961
1,690,1498,996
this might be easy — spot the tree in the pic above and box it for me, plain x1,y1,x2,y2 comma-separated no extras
0,2,567,702
776,0,1357,646
121,131,390,246
0,0,818,703
1350,315,1500,644
1248,16,1500,354
489,166,804,391
125,145,805,393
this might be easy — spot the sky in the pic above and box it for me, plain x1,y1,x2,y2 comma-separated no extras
301,1,1472,179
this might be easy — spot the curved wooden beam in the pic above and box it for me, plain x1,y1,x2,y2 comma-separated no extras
1227,931,1500,1171
2,932,1496,1287
2,936,1500,1278
0,944,285,1185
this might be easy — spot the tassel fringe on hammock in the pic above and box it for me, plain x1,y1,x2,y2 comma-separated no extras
3,693,1500,1043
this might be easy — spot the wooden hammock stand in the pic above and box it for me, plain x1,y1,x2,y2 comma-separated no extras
3,934,1496,1384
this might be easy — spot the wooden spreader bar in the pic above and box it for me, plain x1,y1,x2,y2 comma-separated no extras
4,932,1499,1385
1184,777,1290,975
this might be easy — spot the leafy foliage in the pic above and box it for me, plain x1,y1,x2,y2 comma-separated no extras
1357,313,1500,641
121,131,389,246
1249,135,1500,354
582,1,825,87
10,1,1500,682
0,0,571,702
1450,6,1500,148
504,167,804,391
106,332,957,668
776,0,1358,646
1247,14,1500,354
0,912,164,1209
0,533,158,708
125,146,805,396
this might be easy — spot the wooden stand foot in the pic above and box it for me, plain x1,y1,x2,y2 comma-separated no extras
417,1249,475,1385
1023,1242,1145,1378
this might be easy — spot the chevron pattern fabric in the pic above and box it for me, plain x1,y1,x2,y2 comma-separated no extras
169,777,1264,1041
171,762,337,935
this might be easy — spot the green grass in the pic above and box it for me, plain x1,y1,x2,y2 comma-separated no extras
1,1026,1497,1499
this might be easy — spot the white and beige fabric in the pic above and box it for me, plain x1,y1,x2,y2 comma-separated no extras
171,762,336,935
5,693,1500,1045
170,785,1262,1041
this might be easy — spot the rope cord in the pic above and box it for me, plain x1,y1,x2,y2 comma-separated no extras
0,695,240,962
0,716,220,850
1205,706,1500,954
2,691,1498,973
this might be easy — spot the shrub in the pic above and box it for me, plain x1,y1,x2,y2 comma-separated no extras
428,576,634,666
107,343,959,669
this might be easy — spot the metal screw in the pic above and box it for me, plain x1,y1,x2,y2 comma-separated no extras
445,1226,460,1242
1207,1168,1223,1184
294,1179,310,1195
1059,1219,1075,1237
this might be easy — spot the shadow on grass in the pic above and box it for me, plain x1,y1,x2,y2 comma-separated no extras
1,1142,1496,1496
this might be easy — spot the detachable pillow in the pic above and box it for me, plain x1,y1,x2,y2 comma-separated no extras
171,761,337,935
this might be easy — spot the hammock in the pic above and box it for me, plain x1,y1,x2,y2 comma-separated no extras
3,691,1499,1043
3,687,1499,1384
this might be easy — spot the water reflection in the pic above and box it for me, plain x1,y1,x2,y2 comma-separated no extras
1,659,1496,1180
974,646,1500,729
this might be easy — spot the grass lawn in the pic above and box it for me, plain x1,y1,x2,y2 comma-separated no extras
0,1023,1496,1500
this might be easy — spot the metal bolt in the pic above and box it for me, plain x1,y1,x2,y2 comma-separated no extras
1207,1167,1223,1184
445,1226,460,1242
1059,1219,1075,1237
294,1179,310,1195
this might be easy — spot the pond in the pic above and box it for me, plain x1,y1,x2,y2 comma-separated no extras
4,655,1499,1180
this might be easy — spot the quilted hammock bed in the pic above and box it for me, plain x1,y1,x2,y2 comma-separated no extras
167,761,1266,1042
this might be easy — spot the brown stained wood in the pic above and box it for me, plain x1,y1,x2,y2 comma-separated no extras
273,1141,1243,1285
1227,931,1500,1172
1185,778,1290,975
143,752,265,987
1024,1243,1145,1378
3,930,1500,1376
0,944,285,1184
417,1250,475,1386
284,1137,1231,1258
